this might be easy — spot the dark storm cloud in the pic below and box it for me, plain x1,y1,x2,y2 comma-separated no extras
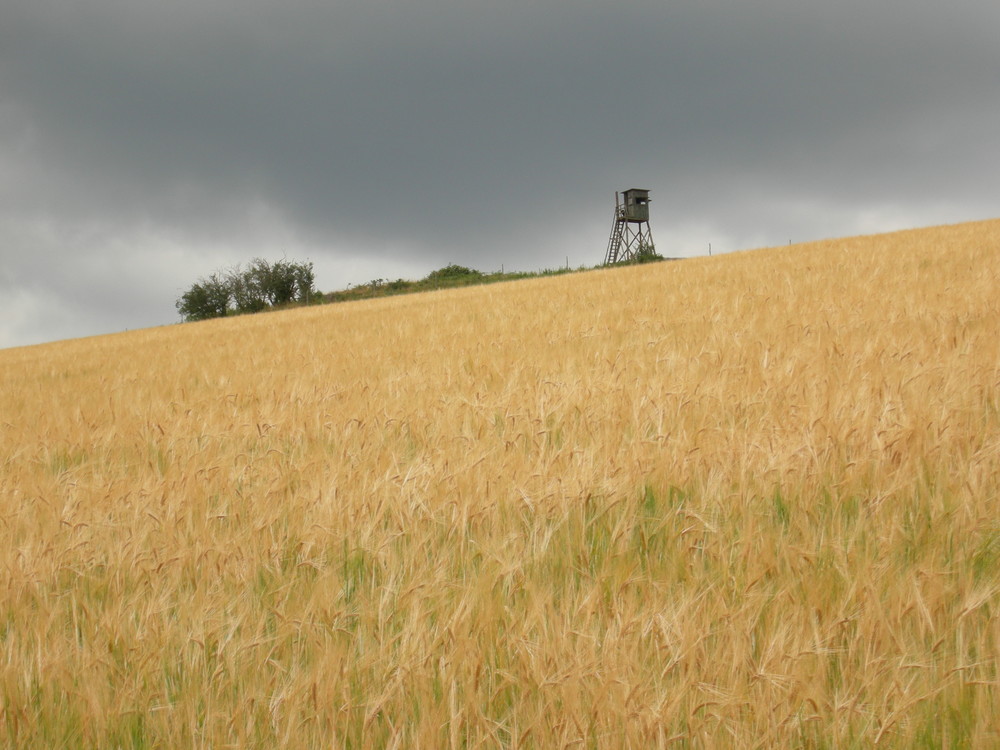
2,0,999,347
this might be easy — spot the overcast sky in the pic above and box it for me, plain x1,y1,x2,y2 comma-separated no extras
2,0,998,349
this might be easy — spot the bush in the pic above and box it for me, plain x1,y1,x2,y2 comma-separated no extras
425,264,482,282
633,249,666,264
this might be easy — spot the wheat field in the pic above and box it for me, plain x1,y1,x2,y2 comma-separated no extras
2,220,999,747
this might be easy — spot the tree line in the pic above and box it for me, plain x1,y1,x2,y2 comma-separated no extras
176,258,317,322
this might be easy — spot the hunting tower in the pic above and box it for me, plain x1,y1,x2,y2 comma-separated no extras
605,189,655,264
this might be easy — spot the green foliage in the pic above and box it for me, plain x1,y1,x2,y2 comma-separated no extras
634,249,666,263
228,267,267,314
323,261,610,305
425,264,482,282
175,272,230,322
627,244,666,265
176,258,316,322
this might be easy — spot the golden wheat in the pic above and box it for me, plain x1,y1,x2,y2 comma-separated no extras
2,219,999,747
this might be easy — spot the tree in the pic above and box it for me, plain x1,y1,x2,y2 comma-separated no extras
245,258,316,307
176,258,317,322
175,272,231,321
291,261,316,303
228,263,267,314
